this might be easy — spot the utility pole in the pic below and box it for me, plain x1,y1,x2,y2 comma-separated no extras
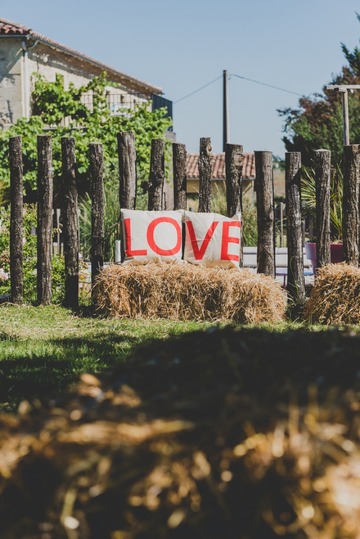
223,69,229,151
326,85,360,146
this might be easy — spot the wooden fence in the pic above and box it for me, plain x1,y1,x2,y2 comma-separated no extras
7,134,360,311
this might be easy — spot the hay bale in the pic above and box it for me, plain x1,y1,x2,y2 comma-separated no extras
304,264,360,325
94,262,286,324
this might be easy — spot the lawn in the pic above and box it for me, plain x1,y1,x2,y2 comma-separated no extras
1,304,359,414
0,304,214,412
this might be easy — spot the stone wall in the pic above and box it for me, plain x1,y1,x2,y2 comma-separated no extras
0,38,23,128
0,38,149,129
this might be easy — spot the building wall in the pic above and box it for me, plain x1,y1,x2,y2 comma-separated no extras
0,38,23,128
0,38,150,128
28,43,95,89
27,43,149,116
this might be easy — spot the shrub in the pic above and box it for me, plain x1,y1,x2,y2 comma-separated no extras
210,185,258,246
301,165,343,242
0,205,65,303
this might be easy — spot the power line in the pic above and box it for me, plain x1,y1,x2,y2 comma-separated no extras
173,72,303,106
230,73,303,97
174,75,222,104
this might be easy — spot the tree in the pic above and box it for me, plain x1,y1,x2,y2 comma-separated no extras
0,73,173,201
279,14,360,166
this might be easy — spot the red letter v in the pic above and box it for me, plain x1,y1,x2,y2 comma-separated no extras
186,220,218,260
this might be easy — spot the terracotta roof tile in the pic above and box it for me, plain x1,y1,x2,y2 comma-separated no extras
0,18,30,35
187,152,256,180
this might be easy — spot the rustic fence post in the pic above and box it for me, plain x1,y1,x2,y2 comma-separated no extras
198,137,212,213
286,152,305,308
90,143,104,302
148,138,165,211
9,136,23,304
255,151,275,277
173,143,187,210
225,144,243,216
225,143,243,266
313,149,331,267
342,144,360,266
37,135,53,305
118,131,137,210
61,137,79,309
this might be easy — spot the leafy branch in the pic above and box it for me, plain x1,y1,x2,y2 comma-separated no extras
0,73,173,199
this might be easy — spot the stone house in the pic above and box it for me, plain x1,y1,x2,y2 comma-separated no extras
0,17,171,129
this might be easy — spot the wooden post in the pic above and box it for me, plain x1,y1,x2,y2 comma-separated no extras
255,151,275,277
225,144,243,216
148,138,165,211
37,136,53,305
314,149,331,267
61,137,79,309
173,143,187,210
118,131,136,210
198,137,212,213
286,152,305,307
9,136,23,304
90,143,105,301
226,143,244,266
342,144,360,266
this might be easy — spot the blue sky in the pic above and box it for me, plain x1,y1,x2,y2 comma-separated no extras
2,0,360,156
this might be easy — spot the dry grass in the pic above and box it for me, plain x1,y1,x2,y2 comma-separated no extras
94,262,286,324
304,264,360,324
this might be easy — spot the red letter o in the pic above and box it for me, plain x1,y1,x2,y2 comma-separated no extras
147,217,182,256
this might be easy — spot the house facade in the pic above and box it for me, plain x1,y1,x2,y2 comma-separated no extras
0,18,171,129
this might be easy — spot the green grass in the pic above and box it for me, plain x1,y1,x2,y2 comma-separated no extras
0,303,358,413
0,304,214,412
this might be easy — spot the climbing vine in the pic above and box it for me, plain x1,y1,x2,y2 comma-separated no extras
0,72,173,199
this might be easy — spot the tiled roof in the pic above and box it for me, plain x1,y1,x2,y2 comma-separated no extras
0,19,30,35
0,18,162,95
187,152,256,180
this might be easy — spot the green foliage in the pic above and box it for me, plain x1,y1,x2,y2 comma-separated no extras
0,73,173,198
210,183,227,214
0,205,65,303
301,165,343,241
80,183,121,261
279,15,360,166
210,184,258,246
0,116,45,198
242,199,258,246
279,94,349,166
31,73,89,125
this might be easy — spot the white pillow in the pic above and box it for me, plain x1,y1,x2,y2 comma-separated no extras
121,209,184,263
184,211,241,267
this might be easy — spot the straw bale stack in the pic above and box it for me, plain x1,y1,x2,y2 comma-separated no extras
93,262,286,324
304,264,360,324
